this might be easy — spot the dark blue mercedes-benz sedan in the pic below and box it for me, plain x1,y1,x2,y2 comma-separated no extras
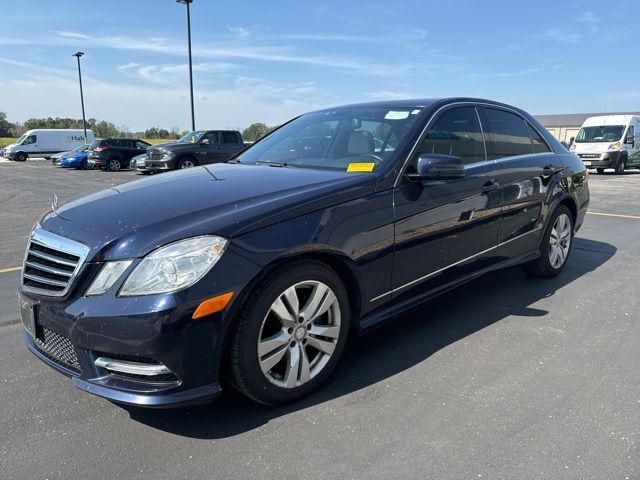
18,98,589,407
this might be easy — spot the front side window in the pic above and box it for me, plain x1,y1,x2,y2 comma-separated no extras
415,106,485,164
202,132,220,144
575,125,625,143
483,108,534,159
236,106,422,172
136,141,150,150
23,135,37,145
625,125,635,142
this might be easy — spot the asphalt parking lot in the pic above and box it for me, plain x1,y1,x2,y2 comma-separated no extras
1,158,638,479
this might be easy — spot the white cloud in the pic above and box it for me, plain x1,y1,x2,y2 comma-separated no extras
579,12,600,34
53,30,91,39
537,28,582,44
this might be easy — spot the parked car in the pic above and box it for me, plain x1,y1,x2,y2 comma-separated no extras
18,98,589,408
87,138,151,171
60,147,93,170
144,130,244,172
571,114,640,174
130,153,152,174
4,129,94,161
51,144,90,166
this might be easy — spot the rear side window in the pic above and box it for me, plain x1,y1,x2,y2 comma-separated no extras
526,122,551,153
483,108,534,159
221,131,238,144
417,106,485,164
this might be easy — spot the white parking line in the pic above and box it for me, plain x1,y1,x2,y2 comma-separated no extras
0,266,21,273
587,211,640,220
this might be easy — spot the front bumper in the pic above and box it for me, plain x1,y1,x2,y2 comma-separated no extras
578,151,621,168
144,158,176,171
19,247,262,407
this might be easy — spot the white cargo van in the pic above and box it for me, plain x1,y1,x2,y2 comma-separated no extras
3,129,95,162
571,115,640,174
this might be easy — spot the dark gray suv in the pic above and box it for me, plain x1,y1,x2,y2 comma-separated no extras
143,130,245,172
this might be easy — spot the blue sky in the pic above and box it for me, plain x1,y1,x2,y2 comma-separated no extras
0,0,638,131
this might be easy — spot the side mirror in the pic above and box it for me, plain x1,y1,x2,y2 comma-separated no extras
625,135,634,145
569,136,575,145
405,154,465,181
201,138,210,145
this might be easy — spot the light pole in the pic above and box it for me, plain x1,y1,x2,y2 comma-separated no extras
72,51,88,142
177,0,195,131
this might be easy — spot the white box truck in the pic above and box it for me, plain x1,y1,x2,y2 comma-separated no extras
571,115,640,174
2,129,95,162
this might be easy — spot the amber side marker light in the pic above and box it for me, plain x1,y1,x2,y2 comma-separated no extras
192,292,234,319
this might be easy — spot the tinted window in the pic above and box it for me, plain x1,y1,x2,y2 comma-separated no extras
221,131,238,144
136,141,149,150
416,106,485,164
24,135,37,145
526,122,551,153
483,108,534,159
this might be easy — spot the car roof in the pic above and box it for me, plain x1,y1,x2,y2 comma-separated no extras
308,97,529,115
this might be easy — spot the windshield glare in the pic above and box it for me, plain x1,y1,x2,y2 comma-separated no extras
576,125,625,143
72,144,88,153
178,131,205,143
235,107,422,172
16,134,27,145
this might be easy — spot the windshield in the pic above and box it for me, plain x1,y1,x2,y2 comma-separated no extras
16,134,27,145
177,131,206,143
72,144,88,153
235,106,423,172
575,125,625,143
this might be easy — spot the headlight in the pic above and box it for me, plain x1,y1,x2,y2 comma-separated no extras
162,150,176,159
86,260,133,295
608,141,621,150
119,236,227,296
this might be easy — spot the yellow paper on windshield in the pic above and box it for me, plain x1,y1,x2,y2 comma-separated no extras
347,163,375,173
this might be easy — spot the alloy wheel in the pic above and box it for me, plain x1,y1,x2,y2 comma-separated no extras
549,213,572,269
180,159,195,168
108,159,121,171
257,281,341,389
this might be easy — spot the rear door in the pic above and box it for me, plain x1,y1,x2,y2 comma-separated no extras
480,106,560,259
219,131,245,159
390,105,502,303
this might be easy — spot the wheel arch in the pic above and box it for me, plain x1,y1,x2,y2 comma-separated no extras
217,250,363,377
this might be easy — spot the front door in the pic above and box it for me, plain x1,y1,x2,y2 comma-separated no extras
391,105,502,304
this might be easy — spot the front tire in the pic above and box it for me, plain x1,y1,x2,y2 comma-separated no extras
522,205,573,278
615,155,627,175
176,157,198,169
227,260,350,405
15,152,27,162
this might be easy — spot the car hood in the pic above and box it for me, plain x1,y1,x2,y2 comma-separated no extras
40,163,376,261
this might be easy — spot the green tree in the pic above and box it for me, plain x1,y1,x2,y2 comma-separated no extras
242,122,270,142
0,111,14,137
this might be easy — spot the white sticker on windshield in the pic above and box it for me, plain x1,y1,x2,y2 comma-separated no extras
385,110,410,120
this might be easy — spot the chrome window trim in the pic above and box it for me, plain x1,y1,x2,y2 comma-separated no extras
21,228,90,297
394,101,554,187
370,226,543,302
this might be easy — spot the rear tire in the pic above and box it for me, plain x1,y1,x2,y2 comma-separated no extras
15,152,27,162
522,205,573,278
106,158,122,171
227,260,350,405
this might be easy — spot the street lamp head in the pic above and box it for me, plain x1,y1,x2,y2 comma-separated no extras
176,0,193,3
73,52,84,58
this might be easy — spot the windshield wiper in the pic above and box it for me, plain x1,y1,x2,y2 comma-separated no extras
256,160,301,168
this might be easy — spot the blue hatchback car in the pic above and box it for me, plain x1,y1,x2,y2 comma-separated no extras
18,98,589,407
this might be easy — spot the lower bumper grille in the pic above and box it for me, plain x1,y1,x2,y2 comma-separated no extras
34,327,81,373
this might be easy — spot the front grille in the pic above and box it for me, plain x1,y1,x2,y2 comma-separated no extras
579,153,601,159
34,327,81,372
22,229,89,297
147,150,163,160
